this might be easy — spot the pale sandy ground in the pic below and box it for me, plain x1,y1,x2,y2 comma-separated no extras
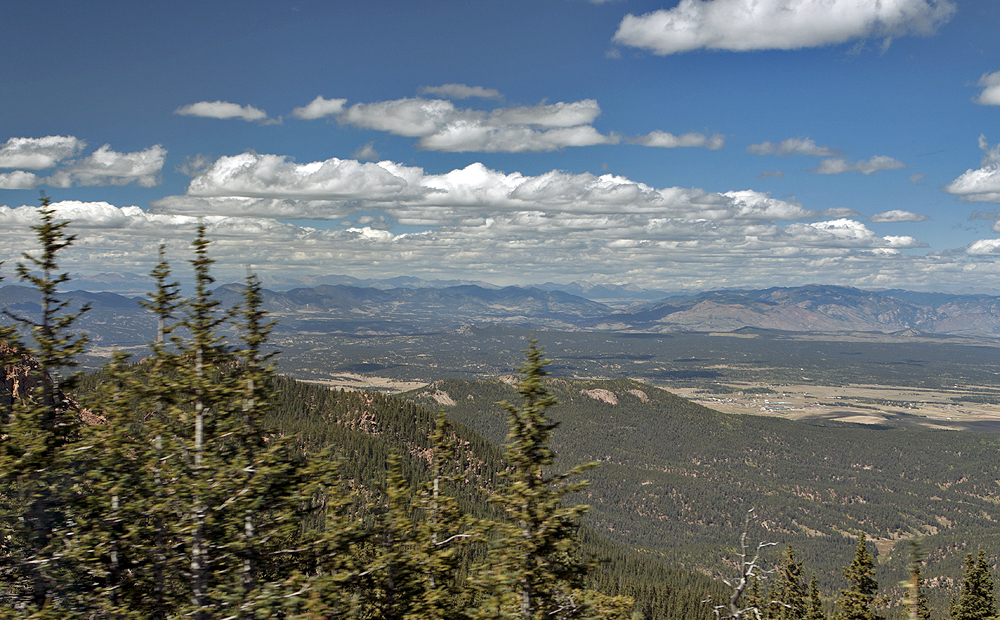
302,373,428,393
670,382,1000,429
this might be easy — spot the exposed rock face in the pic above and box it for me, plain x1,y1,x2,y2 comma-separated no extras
580,388,618,405
430,390,456,406
627,389,649,402
0,340,105,425
0,340,44,404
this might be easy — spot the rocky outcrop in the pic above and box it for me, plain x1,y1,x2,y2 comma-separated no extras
0,340,44,404
580,388,618,405
0,340,105,425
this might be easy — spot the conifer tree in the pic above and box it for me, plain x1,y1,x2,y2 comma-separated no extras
0,196,90,615
771,546,807,620
745,576,765,620
167,225,241,619
407,411,477,620
362,454,424,620
951,552,995,620
282,444,364,617
138,243,187,618
835,534,881,620
68,349,161,619
901,541,931,620
479,338,596,620
215,267,304,619
806,576,825,620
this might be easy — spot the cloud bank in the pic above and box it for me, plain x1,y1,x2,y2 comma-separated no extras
612,0,956,55
0,196,958,292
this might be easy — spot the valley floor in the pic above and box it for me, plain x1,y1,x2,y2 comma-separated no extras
671,381,1000,432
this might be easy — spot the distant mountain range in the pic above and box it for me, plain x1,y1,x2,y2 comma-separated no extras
65,272,675,300
600,284,1000,336
5,282,1000,342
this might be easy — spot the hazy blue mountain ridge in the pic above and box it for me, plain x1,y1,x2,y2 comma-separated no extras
6,282,1000,339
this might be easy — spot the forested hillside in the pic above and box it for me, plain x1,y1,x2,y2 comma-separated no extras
70,362,729,620
406,376,1000,602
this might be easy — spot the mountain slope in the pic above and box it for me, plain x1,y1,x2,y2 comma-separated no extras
405,376,1000,595
66,367,723,620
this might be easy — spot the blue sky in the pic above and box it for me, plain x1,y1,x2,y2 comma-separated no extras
1,0,999,293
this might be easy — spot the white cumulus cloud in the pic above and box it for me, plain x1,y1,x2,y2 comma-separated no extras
419,123,619,152
967,239,1000,255
341,98,463,137
975,72,1000,106
772,218,923,248
419,84,503,100
0,135,86,169
175,101,270,122
493,101,603,127
747,137,841,157
870,210,928,223
0,171,40,189
46,144,166,188
154,154,849,227
945,135,1000,203
612,0,956,55
631,131,725,149
292,96,348,120
338,97,617,153
809,155,907,175
183,152,427,201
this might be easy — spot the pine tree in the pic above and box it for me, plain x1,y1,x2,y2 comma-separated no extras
214,267,305,619
67,349,162,619
744,575,765,620
361,453,424,620
835,534,881,620
478,338,597,620
806,575,825,620
951,552,995,620
0,196,90,615
771,546,807,620
137,243,188,619
901,541,931,620
67,232,308,618
407,411,478,620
